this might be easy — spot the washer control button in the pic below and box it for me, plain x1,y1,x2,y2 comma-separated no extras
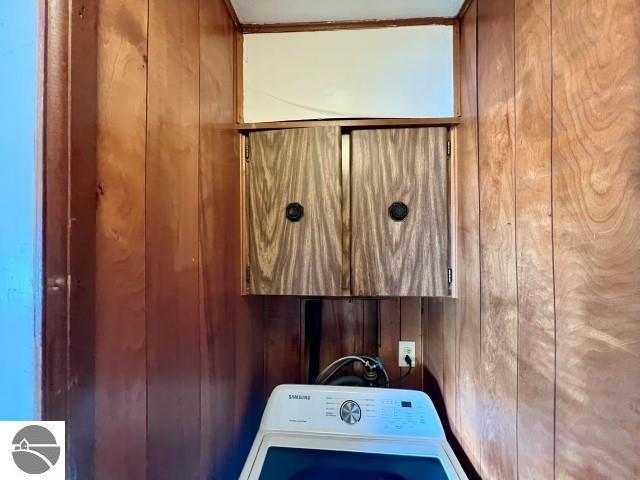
340,400,362,425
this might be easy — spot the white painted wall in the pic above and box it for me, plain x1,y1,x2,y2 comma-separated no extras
243,26,454,122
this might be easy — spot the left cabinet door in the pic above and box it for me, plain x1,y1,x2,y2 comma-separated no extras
246,127,342,295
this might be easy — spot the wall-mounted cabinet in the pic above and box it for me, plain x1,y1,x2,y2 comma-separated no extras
351,128,449,296
243,125,453,297
246,127,343,295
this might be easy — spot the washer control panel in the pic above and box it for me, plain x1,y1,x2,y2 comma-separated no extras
262,385,445,439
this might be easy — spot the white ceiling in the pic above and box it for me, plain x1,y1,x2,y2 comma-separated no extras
230,0,465,25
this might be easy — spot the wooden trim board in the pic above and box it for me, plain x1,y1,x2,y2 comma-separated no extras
222,0,239,27
240,17,457,34
234,30,243,123
238,118,461,131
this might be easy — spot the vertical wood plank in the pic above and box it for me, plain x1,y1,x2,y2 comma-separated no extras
362,300,379,357
399,298,423,390
68,1,98,477
231,295,265,478
442,298,457,434
514,0,556,478
477,0,518,476
42,0,70,424
552,0,640,477
424,298,444,391
198,0,265,478
455,0,482,471
317,299,365,370
146,0,200,477
452,22,461,118
378,299,401,382
264,298,302,394
234,30,243,123
95,0,147,478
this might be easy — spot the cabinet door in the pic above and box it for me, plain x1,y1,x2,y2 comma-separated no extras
247,127,342,295
351,127,449,296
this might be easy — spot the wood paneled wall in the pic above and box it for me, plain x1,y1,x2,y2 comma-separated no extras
93,0,264,478
49,1,638,479
424,1,640,478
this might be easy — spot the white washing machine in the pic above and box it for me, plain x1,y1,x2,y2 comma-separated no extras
239,385,468,479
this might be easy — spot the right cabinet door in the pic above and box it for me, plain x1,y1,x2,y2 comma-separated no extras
351,127,449,296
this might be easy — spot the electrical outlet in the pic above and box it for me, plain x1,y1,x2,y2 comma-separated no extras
398,341,416,368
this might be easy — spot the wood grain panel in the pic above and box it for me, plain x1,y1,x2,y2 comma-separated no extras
198,0,265,478
454,0,482,470
514,0,555,478
424,298,445,389
351,128,449,296
248,127,342,295
378,299,401,382
442,298,457,434
264,298,302,394
424,298,444,391
362,301,379,357
318,300,365,370
552,0,640,477
477,0,518,476
146,0,200,478
42,0,70,424
95,0,147,478
68,1,99,477
399,298,423,390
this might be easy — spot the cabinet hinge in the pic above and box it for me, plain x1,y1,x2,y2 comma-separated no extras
245,263,251,290
244,138,250,161
447,267,453,286
446,139,451,156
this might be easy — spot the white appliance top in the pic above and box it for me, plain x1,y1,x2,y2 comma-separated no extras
260,385,446,440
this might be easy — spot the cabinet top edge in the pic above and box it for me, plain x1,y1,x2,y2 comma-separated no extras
237,117,461,131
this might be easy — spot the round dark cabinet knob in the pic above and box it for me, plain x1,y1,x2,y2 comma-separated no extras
388,202,409,222
285,202,304,222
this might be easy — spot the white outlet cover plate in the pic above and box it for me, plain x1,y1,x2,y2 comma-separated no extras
398,341,416,367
